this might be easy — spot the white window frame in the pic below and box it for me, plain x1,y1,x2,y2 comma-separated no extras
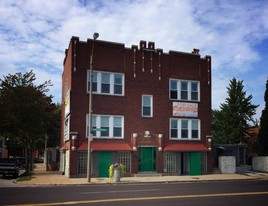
169,118,201,140
142,95,153,117
87,70,125,96
86,114,124,139
169,79,200,101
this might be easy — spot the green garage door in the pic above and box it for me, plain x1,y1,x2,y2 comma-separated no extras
98,152,112,177
190,152,201,175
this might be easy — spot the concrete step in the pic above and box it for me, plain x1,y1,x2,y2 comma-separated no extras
134,172,162,177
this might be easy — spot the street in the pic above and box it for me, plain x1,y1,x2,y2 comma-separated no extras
0,179,268,206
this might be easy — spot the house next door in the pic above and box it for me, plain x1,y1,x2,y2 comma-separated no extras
138,147,156,172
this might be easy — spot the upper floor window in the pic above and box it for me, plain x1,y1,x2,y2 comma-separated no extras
169,79,200,101
170,118,200,140
101,73,110,94
142,95,153,117
87,71,124,96
86,114,124,139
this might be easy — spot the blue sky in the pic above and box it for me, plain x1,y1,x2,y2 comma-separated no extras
0,0,267,121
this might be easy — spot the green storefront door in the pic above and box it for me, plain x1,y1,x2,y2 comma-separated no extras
138,147,156,172
190,152,201,175
98,151,112,177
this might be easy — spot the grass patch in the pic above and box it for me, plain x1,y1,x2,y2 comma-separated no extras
16,172,33,182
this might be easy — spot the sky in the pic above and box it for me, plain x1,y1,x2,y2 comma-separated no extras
0,0,267,121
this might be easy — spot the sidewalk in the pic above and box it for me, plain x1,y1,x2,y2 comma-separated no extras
16,163,268,186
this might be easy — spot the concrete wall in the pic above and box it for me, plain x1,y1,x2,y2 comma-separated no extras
252,156,268,173
219,156,236,174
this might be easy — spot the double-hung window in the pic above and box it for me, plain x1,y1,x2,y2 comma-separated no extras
100,116,110,137
191,120,199,139
191,82,199,101
113,117,123,137
170,80,178,99
142,95,153,117
101,73,110,94
114,74,123,95
87,71,124,96
180,81,188,100
181,120,188,139
86,115,124,139
170,119,178,138
170,119,200,140
169,79,200,101
92,71,98,92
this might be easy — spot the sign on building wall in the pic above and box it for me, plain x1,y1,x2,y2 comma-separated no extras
173,102,198,117
64,116,70,142
64,90,70,117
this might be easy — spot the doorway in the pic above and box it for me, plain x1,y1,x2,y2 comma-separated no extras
138,147,156,172
180,152,201,175
98,151,112,177
190,152,201,175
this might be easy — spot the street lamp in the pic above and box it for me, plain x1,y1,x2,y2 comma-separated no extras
87,32,99,182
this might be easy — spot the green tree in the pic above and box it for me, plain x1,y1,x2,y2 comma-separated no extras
258,79,268,155
0,70,59,174
212,78,259,144
45,102,61,148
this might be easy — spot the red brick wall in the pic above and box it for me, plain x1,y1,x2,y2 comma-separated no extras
63,37,212,176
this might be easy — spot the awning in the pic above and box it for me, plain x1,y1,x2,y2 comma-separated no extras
77,142,132,151
164,143,208,151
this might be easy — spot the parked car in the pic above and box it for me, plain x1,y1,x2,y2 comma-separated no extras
0,158,19,178
16,157,26,169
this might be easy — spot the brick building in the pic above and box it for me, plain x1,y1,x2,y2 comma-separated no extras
61,36,212,178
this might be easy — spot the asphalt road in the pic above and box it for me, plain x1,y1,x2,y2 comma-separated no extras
0,179,268,206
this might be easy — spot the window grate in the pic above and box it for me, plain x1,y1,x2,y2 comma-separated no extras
164,152,177,173
78,152,87,175
201,153,207,174
119,152,131,173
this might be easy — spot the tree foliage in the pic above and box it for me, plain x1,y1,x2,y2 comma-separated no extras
212,78,258,144
0,70,60,174
258,79,268,155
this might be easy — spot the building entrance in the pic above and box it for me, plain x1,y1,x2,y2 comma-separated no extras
180,152,201,175
98,151,112,177
138,147,156,172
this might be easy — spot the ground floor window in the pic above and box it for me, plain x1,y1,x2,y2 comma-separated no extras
164,152,177,173
201,152,207,174
78,152,87,175
118,152,131,173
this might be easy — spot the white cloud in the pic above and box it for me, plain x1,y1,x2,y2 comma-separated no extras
0,0,268,119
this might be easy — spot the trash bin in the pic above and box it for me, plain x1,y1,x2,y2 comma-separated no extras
113,167,120,182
